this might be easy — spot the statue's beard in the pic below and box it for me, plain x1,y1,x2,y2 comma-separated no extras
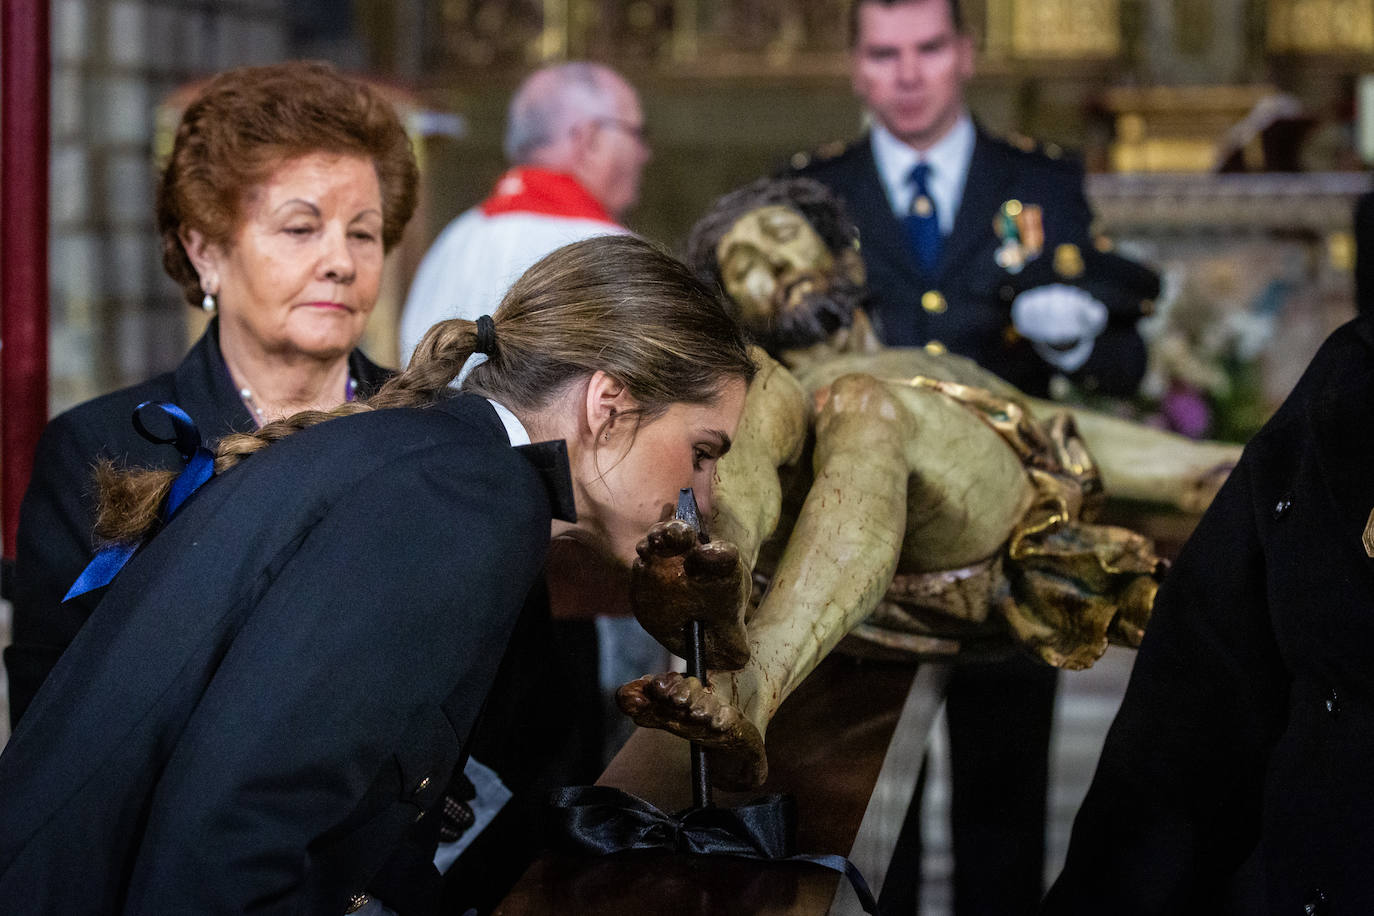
753,270,867,356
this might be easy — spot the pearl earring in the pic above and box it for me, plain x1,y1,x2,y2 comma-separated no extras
201,292,217,313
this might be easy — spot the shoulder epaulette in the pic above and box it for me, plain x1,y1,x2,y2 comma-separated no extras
789,140,848,171
1002,131,1068,161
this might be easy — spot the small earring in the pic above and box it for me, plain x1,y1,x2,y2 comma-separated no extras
201,292,217,313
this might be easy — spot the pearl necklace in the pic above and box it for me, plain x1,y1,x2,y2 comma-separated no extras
238,376,358,426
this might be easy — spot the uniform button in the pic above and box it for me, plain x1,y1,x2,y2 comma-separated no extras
412,775,432,797
1053,243,1085,278
1273,498,1292,520
1325,689,1340,716
1000,284,1016,302
924,340,947,355
921,290,947,313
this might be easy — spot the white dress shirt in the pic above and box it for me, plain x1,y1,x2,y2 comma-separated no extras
870,113,976,236
486,398,531,447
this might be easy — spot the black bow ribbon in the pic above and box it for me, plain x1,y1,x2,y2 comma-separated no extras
547,785,878,913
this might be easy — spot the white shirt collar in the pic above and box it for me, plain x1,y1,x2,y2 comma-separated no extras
486,398,531,447
870,113,976,235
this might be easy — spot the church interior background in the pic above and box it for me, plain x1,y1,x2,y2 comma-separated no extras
40,0,1374,437
8,0,1374,907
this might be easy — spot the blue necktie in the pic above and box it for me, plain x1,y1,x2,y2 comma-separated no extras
903,162,942,274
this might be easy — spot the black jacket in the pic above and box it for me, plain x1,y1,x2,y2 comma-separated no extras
5,320,390,725
794,129,1152,397
1044,313,1374,916
0,394,574,915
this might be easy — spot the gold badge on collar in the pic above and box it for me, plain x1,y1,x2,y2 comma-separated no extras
1364,507,1374,558
993,200,1044,274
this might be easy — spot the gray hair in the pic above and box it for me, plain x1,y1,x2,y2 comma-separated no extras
503,62,623,164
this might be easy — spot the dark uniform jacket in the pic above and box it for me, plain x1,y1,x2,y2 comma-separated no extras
0,393,574,915
793,129,1151,397
1356,191,1373,314
5,320,391,725
1044,313,1374,916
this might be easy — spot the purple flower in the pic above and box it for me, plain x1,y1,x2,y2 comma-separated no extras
1161,384,1211,439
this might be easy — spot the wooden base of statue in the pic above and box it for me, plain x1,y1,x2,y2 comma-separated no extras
495,654,950,915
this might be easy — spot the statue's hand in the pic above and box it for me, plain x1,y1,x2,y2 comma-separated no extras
630,519,751,670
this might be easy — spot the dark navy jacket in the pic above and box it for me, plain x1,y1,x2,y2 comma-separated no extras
5,320,390,725
0,394,573,915
794,129,1151,397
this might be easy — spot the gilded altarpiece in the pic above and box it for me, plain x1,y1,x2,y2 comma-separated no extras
1267,0,1374,53
985,0,1120,59
429,0,1130,72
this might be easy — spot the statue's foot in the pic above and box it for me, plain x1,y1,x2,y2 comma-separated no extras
617,672,768,790
631,520,751,670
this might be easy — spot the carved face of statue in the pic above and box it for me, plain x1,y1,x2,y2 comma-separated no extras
717,205,836,323
715,204,866,352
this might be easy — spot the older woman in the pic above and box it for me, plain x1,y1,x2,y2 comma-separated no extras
0,235,754,915
6,61,415,725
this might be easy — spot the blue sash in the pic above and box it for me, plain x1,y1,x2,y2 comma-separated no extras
63,401,215,601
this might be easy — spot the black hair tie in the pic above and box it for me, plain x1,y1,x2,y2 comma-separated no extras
474,314,497,356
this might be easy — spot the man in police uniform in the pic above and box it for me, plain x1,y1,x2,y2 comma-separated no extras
793,0,1151,400
790,1,1157,914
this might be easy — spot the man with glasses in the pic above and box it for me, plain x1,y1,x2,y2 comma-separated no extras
400,61,649,359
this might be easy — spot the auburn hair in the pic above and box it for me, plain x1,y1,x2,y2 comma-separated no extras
156,60,418,307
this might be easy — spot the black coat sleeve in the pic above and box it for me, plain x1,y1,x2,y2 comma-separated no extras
1043,455,1288,914
1356,192,1374,315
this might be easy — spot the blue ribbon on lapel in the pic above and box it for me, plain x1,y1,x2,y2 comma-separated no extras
547,785,878,913
63,401,216,601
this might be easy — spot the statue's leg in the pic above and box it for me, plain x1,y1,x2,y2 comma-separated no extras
620,373,915,789
617,351,812,789
1035,401,1241,513
709,374,915,777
